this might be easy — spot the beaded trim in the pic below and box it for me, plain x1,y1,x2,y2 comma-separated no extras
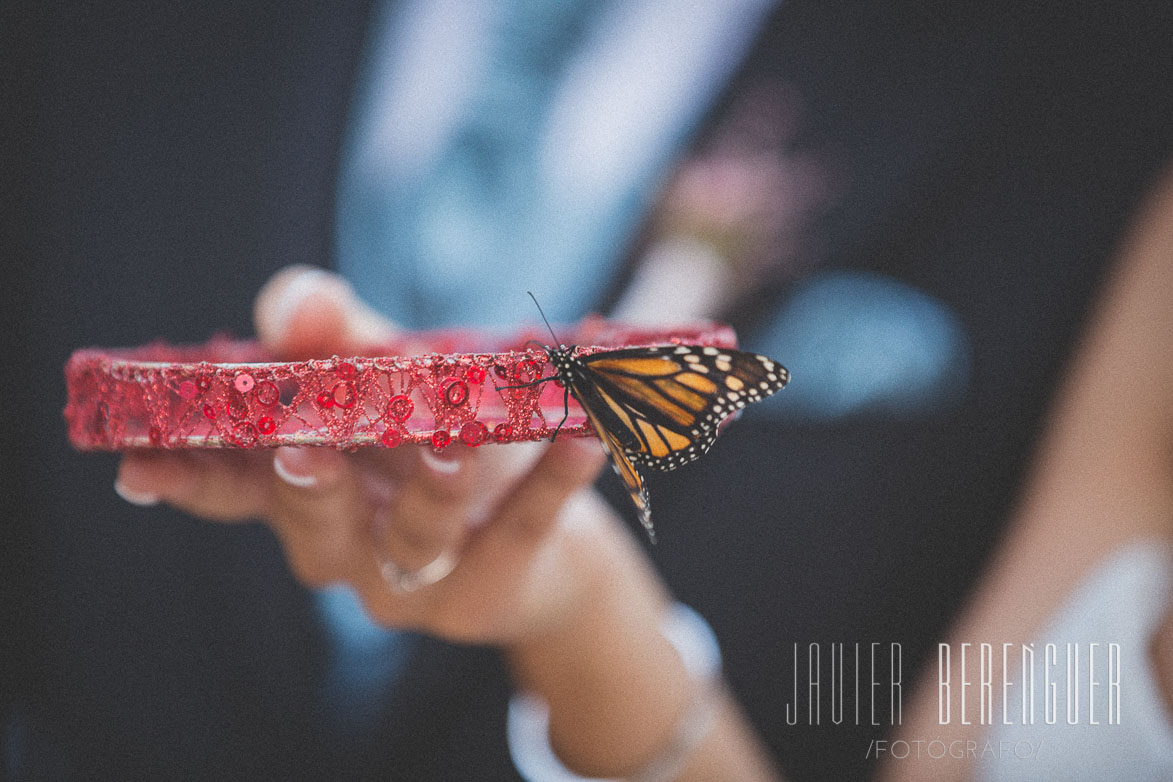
64,321,737,451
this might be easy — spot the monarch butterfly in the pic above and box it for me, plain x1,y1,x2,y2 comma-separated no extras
515,294,790,541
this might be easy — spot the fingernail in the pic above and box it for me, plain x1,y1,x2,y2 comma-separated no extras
273,447,321,488
271,267,330,341
114,479,160,507
420,448,461,475
350,305,397,350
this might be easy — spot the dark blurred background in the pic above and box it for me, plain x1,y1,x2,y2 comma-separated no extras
4,2,1172,780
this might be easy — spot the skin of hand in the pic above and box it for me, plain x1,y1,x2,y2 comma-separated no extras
114,265,783,780
115,264,612,645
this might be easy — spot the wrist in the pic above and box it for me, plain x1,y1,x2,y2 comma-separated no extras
504,513,696,777
507,602,724,782
506,485,664,645
506,504,669,675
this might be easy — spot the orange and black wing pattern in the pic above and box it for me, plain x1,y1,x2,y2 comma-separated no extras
547,343,789,539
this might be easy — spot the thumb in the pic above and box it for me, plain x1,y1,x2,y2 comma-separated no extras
253,265,397,359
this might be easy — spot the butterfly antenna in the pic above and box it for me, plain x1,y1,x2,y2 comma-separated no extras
527,291,561,345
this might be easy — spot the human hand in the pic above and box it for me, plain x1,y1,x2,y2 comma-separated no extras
115,265,611,644
113,266,783,780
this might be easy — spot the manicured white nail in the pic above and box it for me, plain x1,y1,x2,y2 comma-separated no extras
420,448,461,475
273,450,319,488
114,480,160,507
271,267,330,340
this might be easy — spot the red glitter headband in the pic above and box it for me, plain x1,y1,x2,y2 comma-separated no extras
64,320,738,451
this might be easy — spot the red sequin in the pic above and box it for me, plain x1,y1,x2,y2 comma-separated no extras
460,420,488,446
254,380,279,407
515,359,544,383
336,361,356,379
465,365,486,384
442,378,469,407
197,376,212,392
233,421,258,446
316,392,335,409
203,404,218,420
381,428,402,448
493,422,513,442
233,373,256,393
386,394,413,422
177,380,198,400
225,394,248,420
431,430,451,449
257,416,276,435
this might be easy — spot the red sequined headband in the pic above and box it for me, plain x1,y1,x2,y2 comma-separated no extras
64,321,738,451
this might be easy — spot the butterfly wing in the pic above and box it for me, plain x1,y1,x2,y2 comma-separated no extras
576,394,654,539
549,348,654,538
578,345,789,471
551,343,788,540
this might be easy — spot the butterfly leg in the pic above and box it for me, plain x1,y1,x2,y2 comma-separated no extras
493,376,560,392
550,383,570,442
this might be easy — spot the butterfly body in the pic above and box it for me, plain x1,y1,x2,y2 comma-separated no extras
541,341,789,540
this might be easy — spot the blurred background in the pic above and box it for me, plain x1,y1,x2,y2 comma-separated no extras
4,2,1173,779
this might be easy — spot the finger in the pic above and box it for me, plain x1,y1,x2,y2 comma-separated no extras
116,451,271,521
253,264,397,359
268,446,376,588
488,436,607,541
419,440,609,641
350,439,427,498
374,446,480,572
271,445,347,490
